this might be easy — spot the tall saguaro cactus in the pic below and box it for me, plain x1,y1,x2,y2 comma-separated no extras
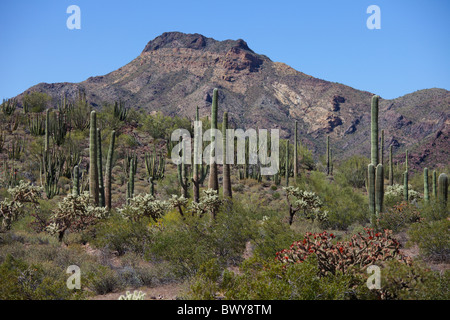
192,106,209,203
375,164,384,214
97,128,105,207
432,170,437,198
222,112,232,199
178,139,190,198
326,135,330,175
45,108,50,154
285,139,290,186
294,121,298,179
403,171,409,201
371,95,379,165
89,111,99,205
438,173,448,207
208,88,219,192
105,130,116,210
368,163,376,223
424,168,429,203
380,129,384,165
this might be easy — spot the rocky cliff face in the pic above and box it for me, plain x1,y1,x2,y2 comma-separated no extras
15,32,450,170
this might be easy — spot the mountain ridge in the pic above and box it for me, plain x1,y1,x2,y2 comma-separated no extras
13,32,450,170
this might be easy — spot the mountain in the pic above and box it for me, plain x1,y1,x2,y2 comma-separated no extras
14,32,450,170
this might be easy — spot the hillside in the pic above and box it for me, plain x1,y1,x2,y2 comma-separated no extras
14,32,450,170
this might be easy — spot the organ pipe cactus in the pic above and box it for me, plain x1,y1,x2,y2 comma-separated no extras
97,128,105,207
89,111,99,205
208,88,219,192
424,168,429,203
105,130,116,210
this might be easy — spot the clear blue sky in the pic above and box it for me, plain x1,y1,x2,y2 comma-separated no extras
1,0,449,100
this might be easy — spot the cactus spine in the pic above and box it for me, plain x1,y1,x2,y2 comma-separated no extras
208,88,219,192
375,164,384,214
222,112,232,199
389,145,394,186
294,121,298,179
89,111,99,205
438,173,448,207
97,128,105,207
371,95,379,166
105,130,116,210
73,165,80,196
424,168,429,203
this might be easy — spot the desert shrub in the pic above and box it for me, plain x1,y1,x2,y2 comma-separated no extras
0,254,86,300
419,201,449,221
408,219,450,263
22,92,51,113
334,155,369,189
376,202,422,232
85,265,123,295
146,201,253,279
91,213,153,256
188,256,370,300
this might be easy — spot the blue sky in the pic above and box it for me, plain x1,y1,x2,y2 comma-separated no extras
1,0,449,100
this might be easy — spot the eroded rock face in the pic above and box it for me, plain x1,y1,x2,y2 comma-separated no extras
15,32,450,169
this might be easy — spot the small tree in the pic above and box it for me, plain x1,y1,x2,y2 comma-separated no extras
283,186,327,225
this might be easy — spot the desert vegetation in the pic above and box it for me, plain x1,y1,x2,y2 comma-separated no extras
0,89,448,300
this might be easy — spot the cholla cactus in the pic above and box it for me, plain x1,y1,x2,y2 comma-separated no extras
283,186,327,225
168,195,188,217
189,188,222,218
385,184,421,204
46,192,108,241
118,193,168,222
0,181,43,230
276,229,411,276
118,290,146,300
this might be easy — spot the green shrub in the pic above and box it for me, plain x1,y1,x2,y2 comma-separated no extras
377,202,421,232
408,219,450,262
334,155,369,189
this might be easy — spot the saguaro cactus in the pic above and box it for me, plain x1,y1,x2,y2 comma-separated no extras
368,164,376,223
192,106,209,203
45,108,50,154
403,171,409,201
375,164,384,214
424,167,429,203
73,165,80,196
432,170,437,198
89,111,99,205
97,128,105,207
294,121,298,179
105,130,116,210
178,139,190,198
145,149,165,196
208,88,219,192
127,159,136,203
222,112,232,199
380,129,384,165
286,139,290,186
371,95,379,165
438,173,448,207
